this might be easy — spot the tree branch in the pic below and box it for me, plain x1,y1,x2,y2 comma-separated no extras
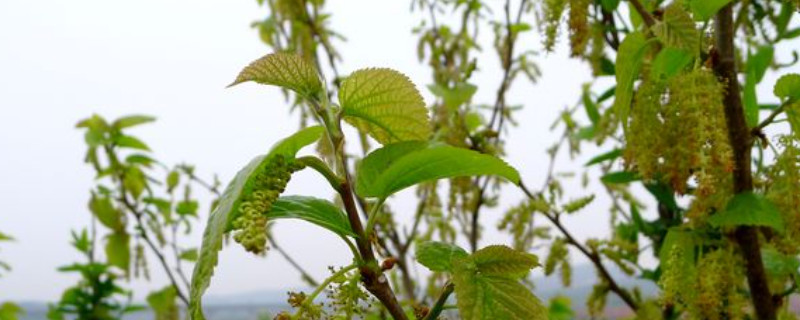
628,0,656,28
713,4,777,319
519,181,639,312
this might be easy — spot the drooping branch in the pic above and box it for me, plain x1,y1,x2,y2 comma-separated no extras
519,182,639,312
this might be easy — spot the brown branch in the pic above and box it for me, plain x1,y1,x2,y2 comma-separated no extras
519,182,639,312
323,112,408,320
421,282,454,320
713,4,777,320
120,197,190,306
628,0,656,28
753,101,790,133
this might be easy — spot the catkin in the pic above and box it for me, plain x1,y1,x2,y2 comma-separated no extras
568,0,590,57
232,155,304,254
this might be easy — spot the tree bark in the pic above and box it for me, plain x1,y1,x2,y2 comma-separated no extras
713,4,776,320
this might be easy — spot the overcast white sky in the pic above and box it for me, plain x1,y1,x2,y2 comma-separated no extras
0,0,793,303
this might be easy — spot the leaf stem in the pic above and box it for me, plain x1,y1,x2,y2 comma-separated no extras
297,156,344,193
364,198,386,240
422,282,455,320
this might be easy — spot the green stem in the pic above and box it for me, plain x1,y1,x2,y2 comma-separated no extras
422,282,455,320
297,156,343,192
364,198,386,240
295,264,358,318
340,235,362,265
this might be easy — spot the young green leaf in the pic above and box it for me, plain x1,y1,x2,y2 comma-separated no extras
743,46,775,127
355,142,520,198
652,4,699,51
600,171,639,184
453,264,547,320
147,286,178,320
112,115,156,129
688,0,733,21
105,232,130,275
179,249,198,262
0,302,23,320
761,247,800,278
229,52,323,100
650,47,693,81
415,241,469,272
339,68,432,144
428,82,478,110
708,192,784,233
614,32,653,130
585,148,622,166
115,135,151,151
267,196,355,238
774,73,800,103
189,126,323,320
471,245,540,278
89,193,123,231
581,85,600,124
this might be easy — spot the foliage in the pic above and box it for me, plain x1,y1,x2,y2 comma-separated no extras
5,0,795,319
47,230,143,320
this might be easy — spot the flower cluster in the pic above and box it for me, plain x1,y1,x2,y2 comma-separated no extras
568,0,590,57
626,70,734,222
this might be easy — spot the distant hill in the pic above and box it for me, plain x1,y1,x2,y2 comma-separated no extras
14,264,799,319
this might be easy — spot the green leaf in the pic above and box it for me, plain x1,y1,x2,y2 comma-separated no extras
547,296,574,320
229,52,323,99
147,286,178,320
652,4,699,51
176,200,199,216
112,115,156,129
747,46,774,84
89,193,123,231
688,0,733,21
658,228,696,278
774,73,800,103
584,148,622,166
180,249,198,262
115,135,150,151
126,154,156,166
105,232,130,275
743,46,774,127
0,232,12,242
600,0,620,11
267,196,355,237
472,245,539,278
761,247,800,278
743,73,759,128
415,241,469,272
651,47,693,81
189,126,323,320
339,68,432,144
581,85,600,124
600,171,639,184
0,302,23,320
614,32,654,130
428,82,478,110
167,170,180,193
123,166,147,199
355,142,520,198
453,265,547,320
708,192,784,233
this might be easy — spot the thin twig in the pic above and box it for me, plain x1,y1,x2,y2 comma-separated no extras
267,234,319,287
518,181,639,311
